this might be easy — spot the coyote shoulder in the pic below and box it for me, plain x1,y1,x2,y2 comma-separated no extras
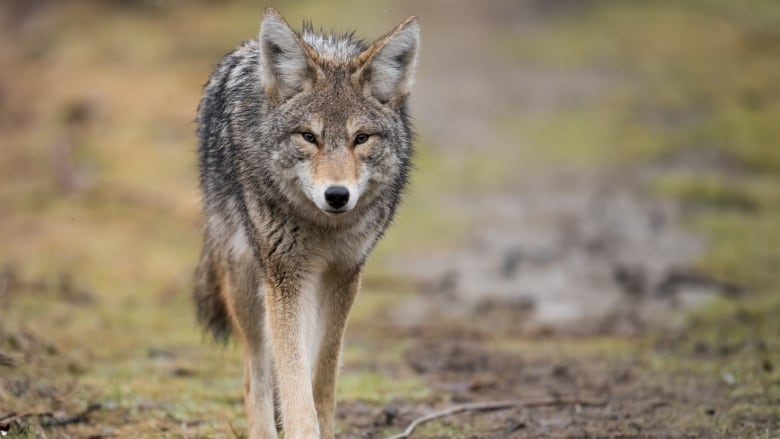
194,8,419,439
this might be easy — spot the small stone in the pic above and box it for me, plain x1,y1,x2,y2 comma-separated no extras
382,406,398,425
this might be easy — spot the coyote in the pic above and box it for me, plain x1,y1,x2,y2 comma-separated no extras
194,8,419,438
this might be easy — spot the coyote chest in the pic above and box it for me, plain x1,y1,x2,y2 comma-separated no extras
239,210,382,271
302,222,379,267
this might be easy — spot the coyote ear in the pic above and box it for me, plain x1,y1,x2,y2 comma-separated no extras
259,8,317,101
357,16,420,104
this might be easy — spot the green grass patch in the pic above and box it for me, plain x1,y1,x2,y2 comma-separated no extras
337,370,430,404
498,1,780,172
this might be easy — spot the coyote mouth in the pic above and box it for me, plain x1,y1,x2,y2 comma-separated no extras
322,208,351,216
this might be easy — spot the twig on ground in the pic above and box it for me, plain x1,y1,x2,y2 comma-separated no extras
0,403,102,430
0,411,53,435
0,352,16,368
0,411,52,424
384,397,607,439
41,403,102,427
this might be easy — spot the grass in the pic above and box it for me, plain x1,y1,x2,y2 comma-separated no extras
337,371,430,404
500,1,780,171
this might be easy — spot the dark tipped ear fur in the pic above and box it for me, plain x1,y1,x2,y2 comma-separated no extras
259,8,318,102
357,16,420,104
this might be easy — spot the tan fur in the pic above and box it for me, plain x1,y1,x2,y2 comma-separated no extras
311,146,360,185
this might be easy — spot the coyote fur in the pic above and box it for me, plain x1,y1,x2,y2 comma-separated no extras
194,8,419,438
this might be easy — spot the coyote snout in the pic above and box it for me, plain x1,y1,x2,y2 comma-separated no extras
322,184,353,212
304,157,362,215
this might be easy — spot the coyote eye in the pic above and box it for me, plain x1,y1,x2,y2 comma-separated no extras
354,133,370,145
300,132,317,144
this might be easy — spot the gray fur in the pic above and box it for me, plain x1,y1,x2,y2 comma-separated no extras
194,10,418,435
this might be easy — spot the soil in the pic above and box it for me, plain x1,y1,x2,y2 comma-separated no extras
389,171,725,337
336,340,730,439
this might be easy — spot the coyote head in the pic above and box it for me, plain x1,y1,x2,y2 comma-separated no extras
251,9,419,220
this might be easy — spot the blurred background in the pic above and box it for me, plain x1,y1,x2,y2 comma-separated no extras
1,0,779,437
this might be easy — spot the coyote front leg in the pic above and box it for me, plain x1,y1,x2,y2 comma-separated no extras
264,272,320,439
313,268,360,438
243,340,277,439
219,261,278,439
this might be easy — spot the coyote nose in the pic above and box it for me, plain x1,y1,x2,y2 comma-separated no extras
324,186,350,209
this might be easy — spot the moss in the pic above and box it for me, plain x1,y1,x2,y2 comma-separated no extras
653,174,763,211
337,371,430,404
348,288,413,326
496,0,780,175
519,109,670,168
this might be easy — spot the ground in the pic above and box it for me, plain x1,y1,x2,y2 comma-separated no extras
1,0,779,438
